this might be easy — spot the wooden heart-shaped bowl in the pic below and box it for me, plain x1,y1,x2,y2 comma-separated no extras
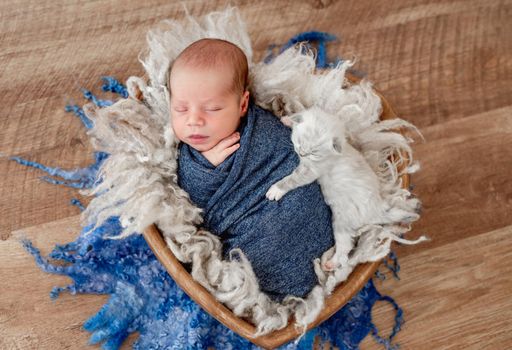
143,90,409,350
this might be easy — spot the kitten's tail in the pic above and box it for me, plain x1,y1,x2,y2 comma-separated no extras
350,224,429,265
377,187,422,225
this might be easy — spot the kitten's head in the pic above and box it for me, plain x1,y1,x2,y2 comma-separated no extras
282,107,346,159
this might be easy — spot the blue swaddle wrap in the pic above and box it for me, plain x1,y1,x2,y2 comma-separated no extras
178,102,334,302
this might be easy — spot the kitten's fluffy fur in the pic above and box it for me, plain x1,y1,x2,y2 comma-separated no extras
266,106,424,292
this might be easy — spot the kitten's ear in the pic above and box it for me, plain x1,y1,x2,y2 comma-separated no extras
281,116,293,127
332,136,343,153
290,113,303,124
281,114,303,127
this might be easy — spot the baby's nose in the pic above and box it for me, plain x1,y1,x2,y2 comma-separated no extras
187,111,205,126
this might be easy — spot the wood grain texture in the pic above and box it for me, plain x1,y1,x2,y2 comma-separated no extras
394,105,512,258
1,0,511,349
0,216,106,349
361,225,512,349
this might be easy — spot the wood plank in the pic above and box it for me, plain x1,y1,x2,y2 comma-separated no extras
0,215,107,349
0,142,93,240
360,224,512,349
2,0,511,124
396,106,512,257
1,0,512,349
346,0,512,128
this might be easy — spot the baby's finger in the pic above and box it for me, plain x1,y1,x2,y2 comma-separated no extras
215,132,240,150
222,143,240,158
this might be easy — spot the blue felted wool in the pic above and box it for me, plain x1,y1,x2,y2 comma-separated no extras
178,101,334,302
22,213,402,350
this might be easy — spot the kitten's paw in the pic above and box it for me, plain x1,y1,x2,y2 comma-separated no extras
266,185,285,201
322,260,337,271
323,254,350,272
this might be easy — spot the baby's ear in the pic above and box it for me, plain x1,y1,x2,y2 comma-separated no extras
332,136,344,153
240,90,250,116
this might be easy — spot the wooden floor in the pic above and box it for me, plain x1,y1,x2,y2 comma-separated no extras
1,1,511,349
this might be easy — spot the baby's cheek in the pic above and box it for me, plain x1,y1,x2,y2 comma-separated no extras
170,118,185,141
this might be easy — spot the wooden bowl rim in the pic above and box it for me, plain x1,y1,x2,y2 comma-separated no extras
143,84,409,350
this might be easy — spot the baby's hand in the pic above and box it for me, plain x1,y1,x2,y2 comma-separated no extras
201,132,240,167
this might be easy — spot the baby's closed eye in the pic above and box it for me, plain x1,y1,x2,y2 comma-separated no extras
173,106,188,113
205,107,223,112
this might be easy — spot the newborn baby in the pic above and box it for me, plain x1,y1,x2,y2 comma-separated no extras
170,38,334,302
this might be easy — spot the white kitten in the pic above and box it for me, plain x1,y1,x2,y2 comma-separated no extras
266,106,421,276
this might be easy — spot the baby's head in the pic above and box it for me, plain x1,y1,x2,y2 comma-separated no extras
169,38,250,151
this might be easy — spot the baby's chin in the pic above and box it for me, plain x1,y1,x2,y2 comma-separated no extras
181,140,215,153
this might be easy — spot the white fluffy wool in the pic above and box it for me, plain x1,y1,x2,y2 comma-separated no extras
81,7,426,338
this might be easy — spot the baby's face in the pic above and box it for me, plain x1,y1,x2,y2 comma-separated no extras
170,64,249,152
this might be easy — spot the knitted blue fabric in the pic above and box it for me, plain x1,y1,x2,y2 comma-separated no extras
15,32,405,350
178,102,334,301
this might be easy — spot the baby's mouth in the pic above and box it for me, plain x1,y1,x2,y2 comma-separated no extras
188,134,209,144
